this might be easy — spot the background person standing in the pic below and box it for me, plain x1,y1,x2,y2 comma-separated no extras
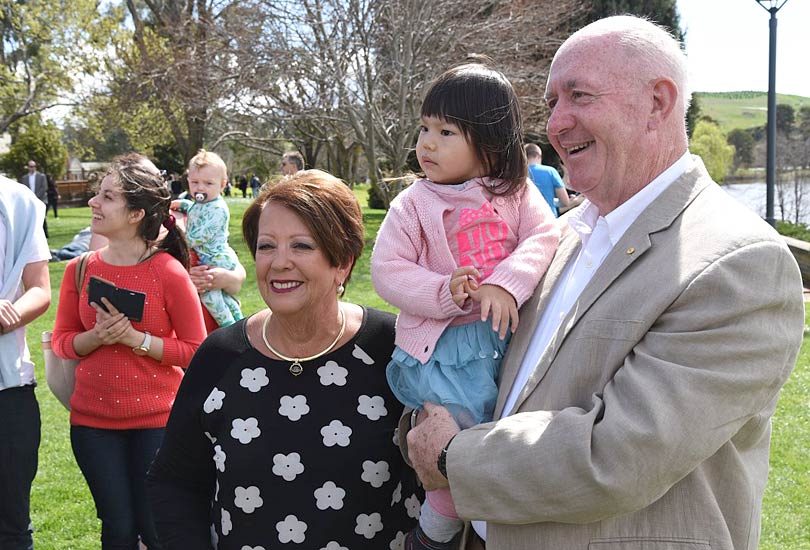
19,160,49,237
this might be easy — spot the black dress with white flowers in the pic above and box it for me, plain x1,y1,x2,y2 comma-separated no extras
147,308,422,550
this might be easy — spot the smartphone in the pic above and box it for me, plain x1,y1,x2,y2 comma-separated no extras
87,276,146,322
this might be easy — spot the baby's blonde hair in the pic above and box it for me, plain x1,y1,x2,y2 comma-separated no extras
188,149,228,183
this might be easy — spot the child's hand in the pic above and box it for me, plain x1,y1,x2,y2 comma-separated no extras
449,266,480,307
170,199,181,210
468,284,518,340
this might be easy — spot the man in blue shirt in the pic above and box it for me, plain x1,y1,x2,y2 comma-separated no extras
525,143,570,217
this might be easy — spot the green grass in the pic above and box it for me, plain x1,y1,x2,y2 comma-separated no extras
696,91,810,132
28,191,810,548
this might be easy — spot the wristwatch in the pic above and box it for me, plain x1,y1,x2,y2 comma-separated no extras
132,332,152,356
437,435,456,479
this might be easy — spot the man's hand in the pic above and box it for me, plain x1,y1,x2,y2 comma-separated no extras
0,299,22,334
406,402,460,490
468,283,519,340
449,266,480,307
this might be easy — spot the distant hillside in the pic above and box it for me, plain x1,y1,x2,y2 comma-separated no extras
695,91,810,132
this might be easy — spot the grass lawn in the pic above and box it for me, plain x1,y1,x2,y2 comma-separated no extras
27,190,809,548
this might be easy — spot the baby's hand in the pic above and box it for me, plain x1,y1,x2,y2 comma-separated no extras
468,284,518,340
170,199,181,210
449,266,480,307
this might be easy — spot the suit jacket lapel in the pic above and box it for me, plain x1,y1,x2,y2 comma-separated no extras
504,159,714,414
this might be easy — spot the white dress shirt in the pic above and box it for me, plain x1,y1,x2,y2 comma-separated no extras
27,173,37,193
473,151,693,541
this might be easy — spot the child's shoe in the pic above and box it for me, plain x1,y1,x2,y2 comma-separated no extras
404,525,459,550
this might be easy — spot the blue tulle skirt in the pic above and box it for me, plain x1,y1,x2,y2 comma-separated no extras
386,320,510,427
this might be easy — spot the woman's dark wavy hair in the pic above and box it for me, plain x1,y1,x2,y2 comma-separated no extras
103,153,190,268
421,62,527,196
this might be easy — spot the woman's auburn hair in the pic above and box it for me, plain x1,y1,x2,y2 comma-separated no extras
242,169,365,286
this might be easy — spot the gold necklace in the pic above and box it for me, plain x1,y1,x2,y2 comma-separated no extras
261,307,347,376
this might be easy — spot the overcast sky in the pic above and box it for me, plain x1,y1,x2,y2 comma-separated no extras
677,0,810,97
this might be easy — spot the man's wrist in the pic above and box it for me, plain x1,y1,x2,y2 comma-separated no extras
437,434,456,479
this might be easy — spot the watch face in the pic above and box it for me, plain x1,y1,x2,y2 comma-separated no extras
132,347,148,356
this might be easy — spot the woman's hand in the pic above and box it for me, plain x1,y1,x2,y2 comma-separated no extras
91,297,138,347
0,299,21,334
449,266,480,307
467,284,518,340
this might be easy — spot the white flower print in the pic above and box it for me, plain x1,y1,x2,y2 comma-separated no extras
390,531,406,550
272,452,305,481
279,395,310,421
318,361,349,386
210,524,219,547
314,481,346,510
361,460,391,488
231,417,261,444
390,481,402,506
321,420,352,447
355,512,383,539
241,546,265,550
204,387,225,413
221,508,232,536
321,542,348,550
215,479,220,502
276,514,307,543
204,431,217,444
357,395,388,420
213,445,226,472
404,493,421,519
234,486,263,514
239,367,269,393
352,344,374,365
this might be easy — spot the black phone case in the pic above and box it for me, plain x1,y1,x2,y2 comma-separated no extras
87,277,146,322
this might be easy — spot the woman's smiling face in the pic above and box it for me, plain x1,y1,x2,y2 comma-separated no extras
254,201,348,317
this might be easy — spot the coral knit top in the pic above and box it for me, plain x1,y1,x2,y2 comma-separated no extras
52,251,206,430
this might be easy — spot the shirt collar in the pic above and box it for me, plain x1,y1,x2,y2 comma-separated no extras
568,151,693,246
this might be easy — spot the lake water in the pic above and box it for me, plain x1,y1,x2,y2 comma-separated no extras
722,180,810,225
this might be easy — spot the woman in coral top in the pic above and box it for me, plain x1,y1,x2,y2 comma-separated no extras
52,153,206,549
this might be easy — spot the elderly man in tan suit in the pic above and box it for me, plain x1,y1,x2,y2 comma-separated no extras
406,15,805,550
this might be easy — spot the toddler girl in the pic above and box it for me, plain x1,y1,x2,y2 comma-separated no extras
371,63,560,549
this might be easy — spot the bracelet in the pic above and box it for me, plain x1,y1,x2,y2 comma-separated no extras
410,408,420,430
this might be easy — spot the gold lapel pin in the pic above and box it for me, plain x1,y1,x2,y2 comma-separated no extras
626,247,636,255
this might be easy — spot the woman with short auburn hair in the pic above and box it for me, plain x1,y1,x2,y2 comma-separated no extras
148,170,420,549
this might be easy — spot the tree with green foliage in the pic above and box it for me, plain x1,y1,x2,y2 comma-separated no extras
0,117,67,178
690,120,734,182
727,128,754,169
776,103,795,135
797,105,810,140
0,0,108,133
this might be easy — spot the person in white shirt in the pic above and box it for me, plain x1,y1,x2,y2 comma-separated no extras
405,15,804,550
0,179,51,549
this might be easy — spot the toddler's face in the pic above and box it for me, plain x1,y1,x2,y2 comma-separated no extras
188,164,227,203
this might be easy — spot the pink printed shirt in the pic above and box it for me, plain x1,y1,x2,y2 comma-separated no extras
371,177,560,363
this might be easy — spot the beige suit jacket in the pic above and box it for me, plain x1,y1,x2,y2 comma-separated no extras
449,158,804,549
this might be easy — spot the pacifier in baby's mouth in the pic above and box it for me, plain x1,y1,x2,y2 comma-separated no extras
194,192,208,203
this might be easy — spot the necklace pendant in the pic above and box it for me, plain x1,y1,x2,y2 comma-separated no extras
289,361,304,376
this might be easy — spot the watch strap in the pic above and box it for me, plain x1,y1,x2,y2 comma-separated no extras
437,434,456,479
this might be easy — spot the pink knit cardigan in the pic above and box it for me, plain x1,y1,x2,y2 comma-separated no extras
371,178,560,363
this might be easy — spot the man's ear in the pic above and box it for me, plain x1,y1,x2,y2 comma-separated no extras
648,77,679,130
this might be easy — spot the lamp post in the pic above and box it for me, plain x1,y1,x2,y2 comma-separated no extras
755,0,789,227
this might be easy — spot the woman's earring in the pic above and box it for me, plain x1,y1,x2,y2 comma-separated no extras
337,282,345,296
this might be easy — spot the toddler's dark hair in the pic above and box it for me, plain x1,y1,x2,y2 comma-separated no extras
421,63,526,195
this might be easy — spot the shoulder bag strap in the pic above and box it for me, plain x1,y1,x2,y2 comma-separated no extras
74,251,91,293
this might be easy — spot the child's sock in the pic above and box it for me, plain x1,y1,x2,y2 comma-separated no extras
419,492,462,543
